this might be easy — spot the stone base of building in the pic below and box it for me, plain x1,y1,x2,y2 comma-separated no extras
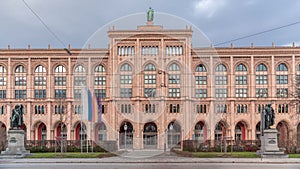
257,129,288,158
0,129,30,159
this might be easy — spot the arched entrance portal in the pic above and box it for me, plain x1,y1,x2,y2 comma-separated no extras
143,122,157,149
37,122,46,141
276,121,289,148
75,123,87,141
297,123,300,147
235,122,246,141
214,121,226,141
119,122,133,149
255,122,261,140
167,122,181,148
0,122,7,150
194,121,207,142
56,123,67,141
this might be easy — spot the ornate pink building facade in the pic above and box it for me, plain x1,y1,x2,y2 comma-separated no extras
0,23,300,150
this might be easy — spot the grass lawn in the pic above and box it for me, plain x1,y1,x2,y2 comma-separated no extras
190,152,259,158
289,154,300,158
27,152,116,158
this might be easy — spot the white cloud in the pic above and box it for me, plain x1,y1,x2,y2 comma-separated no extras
194,0,226,18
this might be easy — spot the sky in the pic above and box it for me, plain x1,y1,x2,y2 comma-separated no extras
1,0,300,49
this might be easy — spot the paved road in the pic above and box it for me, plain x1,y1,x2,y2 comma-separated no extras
1,163,300,169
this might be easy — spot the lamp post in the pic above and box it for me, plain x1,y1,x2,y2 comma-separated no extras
124,123,128,151
169,123,173,155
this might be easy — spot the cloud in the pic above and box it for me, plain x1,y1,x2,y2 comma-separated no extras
194,0,226,18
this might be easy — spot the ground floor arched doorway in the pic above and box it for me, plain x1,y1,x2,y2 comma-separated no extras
167,121,181,148
119,121,133,149
143,122,157,149
0,122,6,150
297,123,300,147
235,121,246,141
276,121,289,148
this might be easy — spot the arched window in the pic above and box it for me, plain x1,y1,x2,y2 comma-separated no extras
0,65,7,73
54,65,66,73
94,64,106,72
120,63,132,71
98,123,107,141
297,64,300,71
169,63,180,71
35,65,46,73
216,64,227,72
15,65,26,73
256,63,267,71
236,63,247,72
144,63,156,71
276,63,288,71
195,64,207,72
74,65,86,73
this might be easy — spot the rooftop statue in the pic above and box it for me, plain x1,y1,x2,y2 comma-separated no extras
147,7,154,22
10,104,24,129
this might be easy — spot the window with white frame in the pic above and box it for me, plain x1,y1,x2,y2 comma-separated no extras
236,88,247,98
168,88,180,97
235,75,247,85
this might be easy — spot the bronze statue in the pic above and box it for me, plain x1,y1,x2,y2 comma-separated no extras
147,7,154,22
10,104,24,129
263,104,275,129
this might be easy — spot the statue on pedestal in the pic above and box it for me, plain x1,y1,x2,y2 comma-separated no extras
147,7,154,22
10,105,24,129
263,104,275,129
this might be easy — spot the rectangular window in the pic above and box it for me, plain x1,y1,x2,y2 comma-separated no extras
0,77,6,86
215,76,227,85
120,75,132,84
169,104,180,113
276,75,288,84
216,104,227,113
144,74,156,84
34,90,46,99
120,88,132,98
94,76,106,85
145,104,156,113
15,90,26,99
15,76,26,86
235,75,247,85
168,88,180,97
141,46,159,55
168,74,180,84
276,88,288,98
256,88,268,97
74,89,81,99
215,88,227,98
195,89,207,98
54,89,66,99
94,89,106,98
34,76,46,86
0,90,6,99
54,76,66,86
196,104,207,113
74,76,86,86
121,104,131,113
235,88,248,98
166,46,183,56
256,75,268,84
144,88,156,97
195,76,207,85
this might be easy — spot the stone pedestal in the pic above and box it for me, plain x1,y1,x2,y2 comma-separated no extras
0,129,30,158
258,129,288,158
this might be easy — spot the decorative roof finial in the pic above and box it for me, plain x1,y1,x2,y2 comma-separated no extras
147,7,154,22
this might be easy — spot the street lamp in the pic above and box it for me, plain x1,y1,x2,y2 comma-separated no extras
124,123,128,151
169,123,173,155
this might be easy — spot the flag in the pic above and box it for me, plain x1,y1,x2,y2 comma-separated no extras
91,93,102,123
81,88,92,121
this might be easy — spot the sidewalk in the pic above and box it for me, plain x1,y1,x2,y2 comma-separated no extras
1,151,299,164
